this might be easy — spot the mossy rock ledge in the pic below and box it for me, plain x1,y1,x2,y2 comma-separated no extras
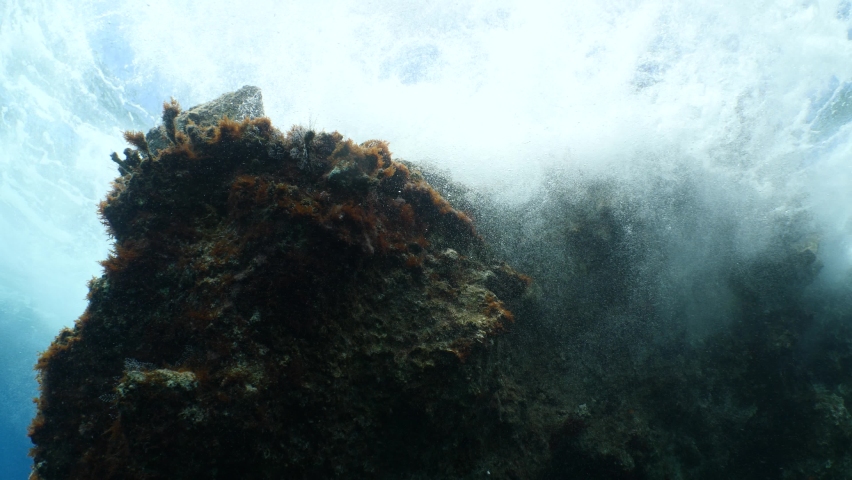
28,87,534,480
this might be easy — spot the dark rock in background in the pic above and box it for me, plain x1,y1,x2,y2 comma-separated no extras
460,172,852,480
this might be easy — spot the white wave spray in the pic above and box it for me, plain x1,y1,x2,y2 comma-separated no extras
3,0,852,476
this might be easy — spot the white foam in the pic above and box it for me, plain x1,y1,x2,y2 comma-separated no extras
3,0,852,329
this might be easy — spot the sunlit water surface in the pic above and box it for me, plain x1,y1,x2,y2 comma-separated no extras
3,0,852,477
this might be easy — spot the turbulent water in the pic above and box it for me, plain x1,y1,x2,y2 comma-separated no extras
2,0,852,477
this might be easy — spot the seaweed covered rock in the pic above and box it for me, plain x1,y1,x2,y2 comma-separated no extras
29,87,532,479
467,173,852,479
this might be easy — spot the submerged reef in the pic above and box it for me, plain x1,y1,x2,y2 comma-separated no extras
30,86,852,480
29,87,532,479
462,172,852,480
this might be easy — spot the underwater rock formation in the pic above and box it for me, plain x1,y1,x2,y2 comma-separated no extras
30,86,852,480
464,173,852,480
28,87,533,479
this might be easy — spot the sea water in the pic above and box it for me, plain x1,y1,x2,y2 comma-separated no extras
3,0,852,477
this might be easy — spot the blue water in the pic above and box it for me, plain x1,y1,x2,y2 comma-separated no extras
4,0,852,477
0,302,51,478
